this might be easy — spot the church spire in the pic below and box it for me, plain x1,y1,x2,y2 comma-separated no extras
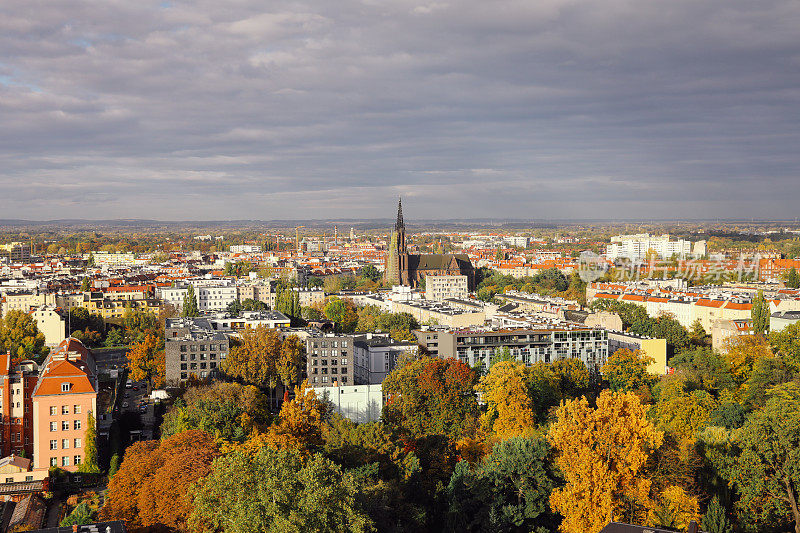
395,197,405,231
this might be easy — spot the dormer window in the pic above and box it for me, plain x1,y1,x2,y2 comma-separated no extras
61,383,71,392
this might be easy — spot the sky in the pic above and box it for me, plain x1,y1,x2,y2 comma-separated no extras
1,0,799,221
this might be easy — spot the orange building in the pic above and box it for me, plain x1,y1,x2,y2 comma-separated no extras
31,338,97,471
0,355,39,458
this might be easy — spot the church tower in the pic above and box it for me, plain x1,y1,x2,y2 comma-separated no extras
385,198,406,285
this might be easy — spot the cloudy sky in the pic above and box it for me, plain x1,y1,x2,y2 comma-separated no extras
1,0,799,221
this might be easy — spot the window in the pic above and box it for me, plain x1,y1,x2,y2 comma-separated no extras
62,456,70,467
62,421,69,431
49,406,57,416
62,439,69,449
74,455,82,465
180,354,186,361
74,438,81,448
341,367,347,374
74,405,81,414
61,383,71,392
25,476,32,482
181,372,188,380
50,422,57,431
180,345,187,352
74,420,82,430
50,457,58,467
190,354,196,361
181,363,187,370
4,477,12,483
50,440,57,450
62,405,69,415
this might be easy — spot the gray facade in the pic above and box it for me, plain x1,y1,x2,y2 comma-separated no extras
414,326,608,373
305,334,356,387
165,317,230,385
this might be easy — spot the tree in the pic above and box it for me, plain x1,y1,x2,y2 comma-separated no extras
100,430,219,531
361,264,381,282
769,321,800,371
182,285,199,317
188,447,373,533
0,311,48,361
277,335,305,389
382,356,478,440
122,307,159,345
785,267,800,289
324,297,358,333
702,496,733,533
647,485,699,530
651,374,718,442
60,501,95,527
226,298,243,317
223,325,284,390
722,334,773,384
601,348,656,395
264,384,328,455
127,334,165,389
689,319,710,347
80,277,91,292
751,289,769,336
78,412,100,473
104,327,125,347
729,394,800,533
548,390,663,533
477,361,535,440
446,436,559,533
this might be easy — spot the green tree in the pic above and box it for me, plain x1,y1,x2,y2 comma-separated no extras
769,321,800,371
60,501,95,527
227,299,243,317
361,264,381,282
182,285,199,317
445,436,559,533
188,447,373,533
730,393,800,532
784,267,800,289
601,348,656,394
109,453,121,478
701,496,732,533
78,412,100,473
751,290,769,336
324,298,358,333
80,277,91,291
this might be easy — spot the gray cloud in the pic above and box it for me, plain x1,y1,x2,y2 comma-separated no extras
1,0,799,220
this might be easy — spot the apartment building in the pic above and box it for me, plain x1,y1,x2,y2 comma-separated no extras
0,356,39,458
305,334,355,387
30,306,67,346
424,275,468,302
390,299,486,328
606,234,693,261
352,336,416,384
414,324,608,373
0,243,32,263
164,318,230,384
209,310,291,331
158,284,238,312
31,338,98,471
606,331,667,375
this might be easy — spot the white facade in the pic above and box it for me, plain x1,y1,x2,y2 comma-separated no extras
229,245,262,253
311,384,384,423
157,284,238,312
606,234,692,261
91,251,136,266
425,275,468,302
30,307,67,346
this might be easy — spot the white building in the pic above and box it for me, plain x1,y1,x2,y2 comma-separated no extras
209,310,291,331
30,306,67,346
229,245,262,253
605,234,692,261
425,275,468,302
157,284,238,312
311,384,384,423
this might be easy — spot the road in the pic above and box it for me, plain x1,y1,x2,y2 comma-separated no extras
120,378,157,440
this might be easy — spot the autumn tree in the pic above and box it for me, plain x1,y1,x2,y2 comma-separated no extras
189,447,373,533
0,310,48,361
548,390,663,533
647,485,699,530
477,361,535,440
769,321,800,371
264,384,328,455
122,306,160,345
324,297,358,333
651,373,719,442
722,334,773,384
223,325,304,391
601,348,656,396
100,430,219,531
127,334,165,389
181,285,199,317
382,356,478,440
277,334,305,389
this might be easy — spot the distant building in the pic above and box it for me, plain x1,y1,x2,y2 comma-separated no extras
164,318,230,384
229,245,261,253
391,299,486,328
209,310,291,331
606,331,668,375
30,306,67,346
311,384,384,423
385,199,475,289
711,318,752,351
305,334,355,387
770,310,800,332
425,275,468,302
0,243,31,263
605,234,692,261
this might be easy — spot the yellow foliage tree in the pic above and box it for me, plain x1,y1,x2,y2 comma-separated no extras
264,382,327,455
722,334,772,384
548,390,664,533
477,361,535,440
647,485,700,530
127,334,165,389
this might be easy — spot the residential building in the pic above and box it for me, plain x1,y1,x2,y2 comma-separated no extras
209,310,291,331
31,338,98,471
605,234,693,261
711,319,752,351
158,284,238,312
0,356,38,458
164,318,229,384
606,331,668,375
0,243,32,263
771,310,800,332
30,306,67,346
0,455,47,485
424,275,468,302
390,299,486,328
229,245,261,253
352,335,416,384
414,324,608,373
305,334,354,387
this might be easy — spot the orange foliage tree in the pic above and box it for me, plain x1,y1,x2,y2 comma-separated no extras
548,390,663,533
264,383,328,455
223,326,305,391
477,361,535,440
100,430,219,532
127,333,165,389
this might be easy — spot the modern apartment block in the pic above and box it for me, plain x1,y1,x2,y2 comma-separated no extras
424,275,468,302
0,356,39,458
414,325,608,373
164,318,230,384
31,338,98,471
305,333,415,387
158,283,237,312
605,234,693,261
